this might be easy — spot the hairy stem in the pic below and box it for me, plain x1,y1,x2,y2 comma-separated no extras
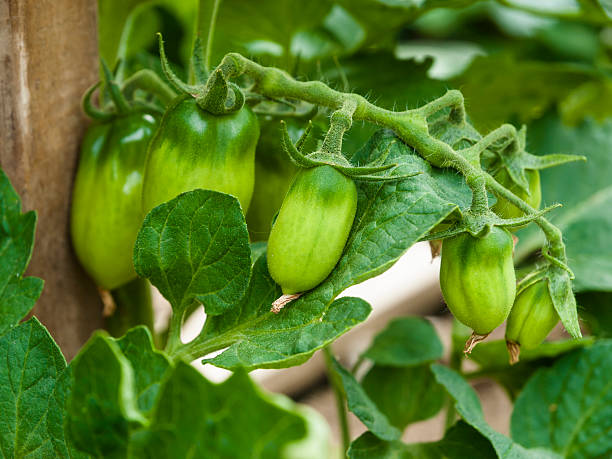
214,52,569,265
323,347,351,454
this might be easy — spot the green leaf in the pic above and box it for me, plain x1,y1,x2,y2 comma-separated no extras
66,333,146,458
577,291,612,337
333,0,483,47
453,55,593,131
195,131,466,370
511,340,612,458
467,338,594,399
130,362,309,457
431,364,561,458
0,168,44,335
45,366,90,459
197,0,332,69
362,365,446,430
98,0,197,74
363,317,443,366
0,318,66,458
348,421,497,459
113,326,172,413
515,113,612,292
330,356,401,441
134,189,251,317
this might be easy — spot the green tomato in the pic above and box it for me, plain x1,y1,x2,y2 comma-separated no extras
71,111,158,290
492,168,541,221
505,279,559,350
142,95,259,215
440,227,516,335
267,165,357,294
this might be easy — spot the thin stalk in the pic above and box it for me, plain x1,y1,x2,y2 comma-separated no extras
444,350,462,430
204,0,222,73
323,347,350,454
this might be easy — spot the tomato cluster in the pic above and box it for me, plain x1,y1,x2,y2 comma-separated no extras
71,59,559,360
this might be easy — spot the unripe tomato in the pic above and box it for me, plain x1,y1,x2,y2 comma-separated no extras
71,111,158,290
267,165,357,294
492,168,541,220
440,227,516,335
142,95,259,215
505,279,559,350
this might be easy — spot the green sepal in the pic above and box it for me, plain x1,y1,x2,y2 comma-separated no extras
422,204,559,241
279,121,420,183
82,82,114,122
101,58,130,115
157,33,244,115
483,125,585,194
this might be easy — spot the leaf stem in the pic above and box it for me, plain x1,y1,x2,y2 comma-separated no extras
323,347,351,454
204,0,222,73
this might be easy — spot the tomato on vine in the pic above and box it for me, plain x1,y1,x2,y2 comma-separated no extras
71,64,166,291
142,95,259,215
506,278,559,363
440,227,516,351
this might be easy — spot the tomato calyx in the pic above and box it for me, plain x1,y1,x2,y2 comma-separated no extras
158,33,244,116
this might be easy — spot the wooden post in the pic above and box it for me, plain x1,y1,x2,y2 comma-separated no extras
0,0,104,359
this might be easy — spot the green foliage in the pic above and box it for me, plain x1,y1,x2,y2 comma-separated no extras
134,189,251,318
515,113,612,292
511,341,612,458
131,363,308,457
0,169,43,335
329,356,402,441
363,317,443,365
0,318,66,458
432,364,561,458
467,338,594,398
348,421,497,459
196,0,334,69
67,333,146,457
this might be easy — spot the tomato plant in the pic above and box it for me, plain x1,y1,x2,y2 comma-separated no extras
3,1,612,458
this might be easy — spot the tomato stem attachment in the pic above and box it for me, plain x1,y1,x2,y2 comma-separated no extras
506,340,521,365
464,332,489,354
271,293,301,313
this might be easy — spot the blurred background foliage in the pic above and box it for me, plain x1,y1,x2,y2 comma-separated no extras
98,0,612,336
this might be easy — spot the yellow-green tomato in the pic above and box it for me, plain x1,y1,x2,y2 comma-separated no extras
492,168,541,220
141,95,259,215
440,227,516,335
505,279,559,350
71,112,158,290
267,165,357,294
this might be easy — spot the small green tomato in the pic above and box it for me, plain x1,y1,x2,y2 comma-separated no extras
267,165,357,296
440,227,516,338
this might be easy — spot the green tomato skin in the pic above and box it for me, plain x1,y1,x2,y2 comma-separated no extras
492,168,541,221
267,165,357,295
142,96,259,215
505,280,559,350
440,227,516,335
71,112,158,290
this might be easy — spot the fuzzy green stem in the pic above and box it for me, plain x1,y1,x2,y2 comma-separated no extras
212,52,569,266
323,347,351,454
321,99,357,156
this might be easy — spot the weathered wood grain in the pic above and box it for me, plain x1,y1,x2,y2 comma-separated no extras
0,0,104,359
